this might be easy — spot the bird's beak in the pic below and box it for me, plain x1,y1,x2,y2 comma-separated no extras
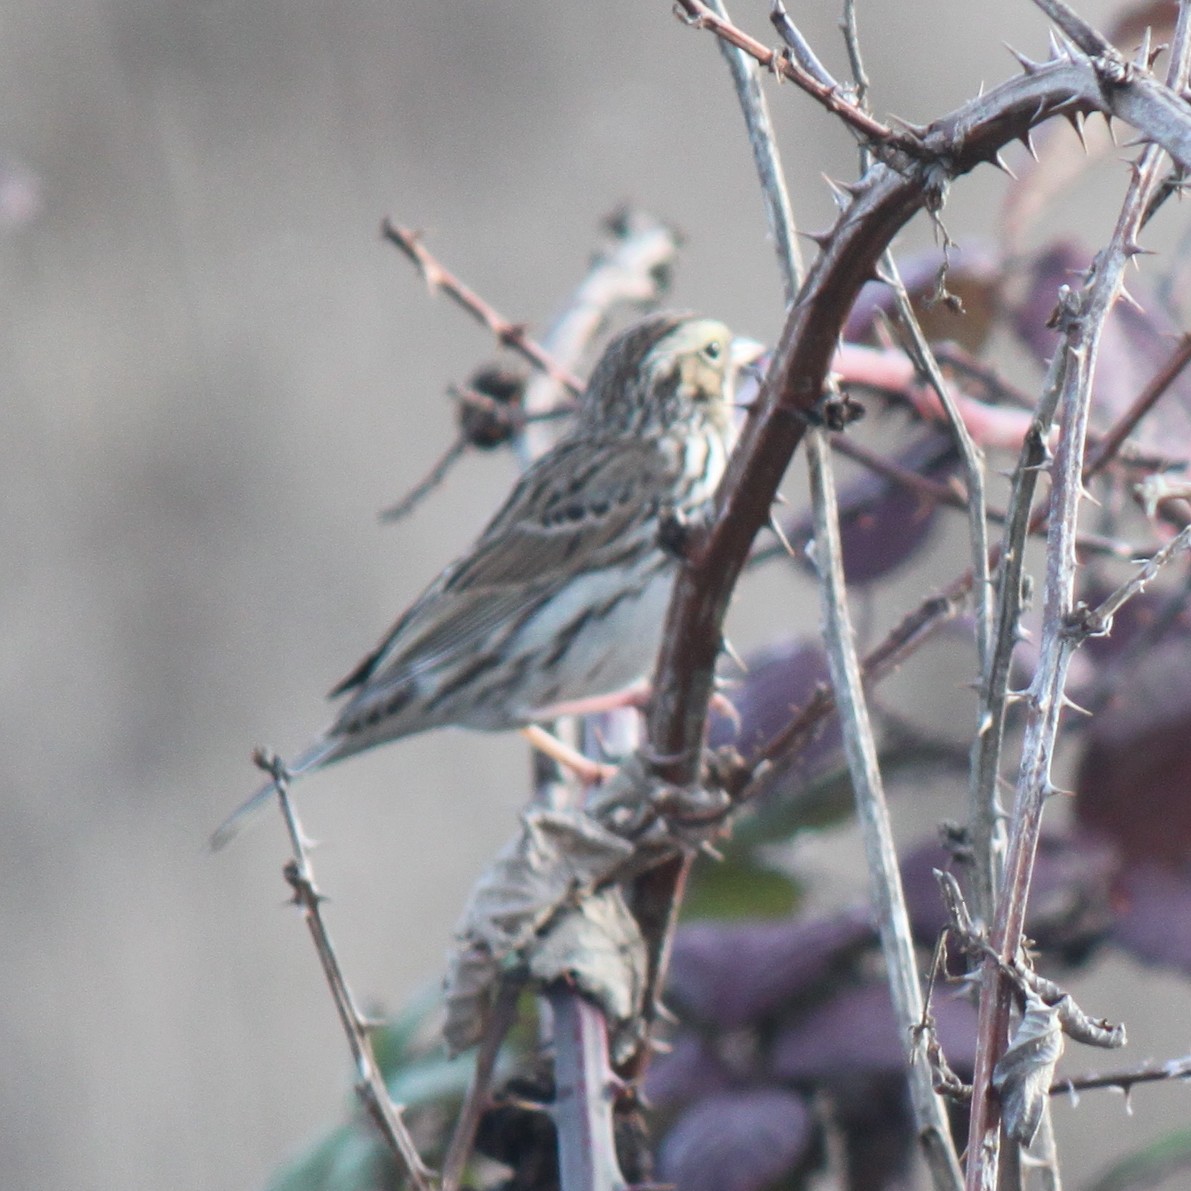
725,339,769,432
729,336,767,370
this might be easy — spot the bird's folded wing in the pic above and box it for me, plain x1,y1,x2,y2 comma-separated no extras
329,439,675,697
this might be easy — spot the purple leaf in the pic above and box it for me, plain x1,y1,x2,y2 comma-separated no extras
770,980,978,1082
1076,631,1191,868
657,1088,816,1191
666,906,875,1029
845,244,1002,352
1111,861,1191,973
1011,242,1191,461
642,1031,733,1108
709,639,838,769
777,431,959,586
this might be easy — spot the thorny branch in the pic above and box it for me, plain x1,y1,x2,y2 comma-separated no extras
253,749,435,1191
966,5,1191,1183
381,220,584,396
350,8,1191,1190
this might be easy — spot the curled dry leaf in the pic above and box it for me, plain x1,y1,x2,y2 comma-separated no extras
443,808,634,1055
529,887,648,1064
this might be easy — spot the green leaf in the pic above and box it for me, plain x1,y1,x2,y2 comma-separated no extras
683,851,801,919
266,1124,378,1191
1085,1128,1191,1191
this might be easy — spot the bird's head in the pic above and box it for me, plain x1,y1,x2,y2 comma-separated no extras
580,313,758,437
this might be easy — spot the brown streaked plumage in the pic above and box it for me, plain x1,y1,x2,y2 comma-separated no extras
213,312,745,847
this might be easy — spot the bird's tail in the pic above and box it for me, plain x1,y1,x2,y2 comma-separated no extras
209,738,338,851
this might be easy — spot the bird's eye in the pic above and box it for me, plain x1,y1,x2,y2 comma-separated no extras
702,340,723,362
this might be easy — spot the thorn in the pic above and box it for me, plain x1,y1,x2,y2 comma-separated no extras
1134,28,1152,71
1116,284,1145,313
798,227,835,248
1061,693,1093,716
1066,110,1089,152
888,114,931,139
1048,30,1071,61
1019,129,1039,160
819,175,857,210
768,511,799,558
991,151,1019,179
1101,110,1117,144
652,998,680,1025
1006,43,1045,74
721,635,748,672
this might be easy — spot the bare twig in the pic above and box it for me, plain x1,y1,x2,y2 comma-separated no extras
1084,332,1191,477
966,28,1191,1182
806,431,963,1191
380,220,584,395
518,208,681,462
882,267,993,671
442,976,523,1191
253,749,434,1191
706,0,803,304
969,341,1071,929
679,6,1191,173
378,435,468,523
1077,524,1191,635
1051,1055,1191,1097
839,0,871,106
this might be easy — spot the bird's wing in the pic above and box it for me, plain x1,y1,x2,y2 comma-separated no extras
329,437,677,696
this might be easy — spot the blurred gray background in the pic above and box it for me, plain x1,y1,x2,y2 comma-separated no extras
5,2,1181,1189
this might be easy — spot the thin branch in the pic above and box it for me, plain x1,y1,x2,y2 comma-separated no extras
518,208,681,462
770,1,839,92
678,6,1191,174
966,80,1189,1191
253,750,434,1191
806,431,963,1191
378,435,468,523
881,258,993,671
969,341,1071,929
380,220,584,395
1077,524,1191,635
1051,1055,1191,1097
1084,332,1191,477
442,976,523,1191
675,0,908,149
839,0,871,106
706,0,803,303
